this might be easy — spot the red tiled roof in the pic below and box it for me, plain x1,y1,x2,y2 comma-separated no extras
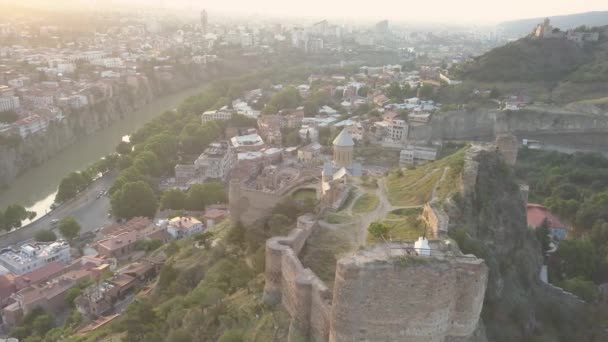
15,261,65,287
527,203,566,229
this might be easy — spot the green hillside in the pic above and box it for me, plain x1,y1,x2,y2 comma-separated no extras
458,27,608,83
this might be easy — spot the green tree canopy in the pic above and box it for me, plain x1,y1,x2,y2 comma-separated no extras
161,189,188,210
111,181,158,219
55,171,93,203
368,221,389,239
0,204,36,231
34,229,57,242
58,216,81,241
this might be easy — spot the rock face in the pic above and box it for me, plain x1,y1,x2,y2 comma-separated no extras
447,149,601,341
425,108,608,142
0,68,208,188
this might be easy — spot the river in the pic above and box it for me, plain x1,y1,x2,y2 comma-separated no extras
0,84,207,221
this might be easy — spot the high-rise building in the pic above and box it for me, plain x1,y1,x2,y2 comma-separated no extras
201,10,208,34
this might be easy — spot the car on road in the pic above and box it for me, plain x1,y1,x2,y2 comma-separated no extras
51,219,59,226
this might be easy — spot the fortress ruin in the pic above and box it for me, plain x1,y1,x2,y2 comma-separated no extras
263,214,488,342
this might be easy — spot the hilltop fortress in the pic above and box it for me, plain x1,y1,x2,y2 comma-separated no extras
263,214,488,342
261,144,495,342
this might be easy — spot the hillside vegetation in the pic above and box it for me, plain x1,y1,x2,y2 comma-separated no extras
459,26,608,83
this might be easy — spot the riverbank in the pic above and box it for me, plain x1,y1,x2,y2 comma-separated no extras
0,82,209,219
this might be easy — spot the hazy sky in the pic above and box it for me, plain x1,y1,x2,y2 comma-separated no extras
14,0,608,24
190,0,608,24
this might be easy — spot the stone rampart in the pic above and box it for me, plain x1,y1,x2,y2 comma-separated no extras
263,214,332,341
229,175,319,226
329,245,488,342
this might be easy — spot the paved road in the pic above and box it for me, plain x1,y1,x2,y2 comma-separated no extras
0,173,117,248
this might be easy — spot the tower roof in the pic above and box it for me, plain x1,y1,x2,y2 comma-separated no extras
333,128,354,147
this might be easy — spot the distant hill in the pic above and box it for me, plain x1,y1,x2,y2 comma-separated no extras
458,26,608,84
498,11,608,38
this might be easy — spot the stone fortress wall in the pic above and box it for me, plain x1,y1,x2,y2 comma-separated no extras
262,214,332,341
263,214,489,341
229,173,319,226
330,245,488,342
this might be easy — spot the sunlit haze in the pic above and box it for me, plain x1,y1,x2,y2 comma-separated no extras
8,0,608,24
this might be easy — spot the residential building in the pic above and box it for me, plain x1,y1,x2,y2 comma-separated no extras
194,141,233,181
0,95,19,112
167,217,204,239
230,132,265,151
386,119,409,143
399,145,438,165
15,114,48,138
257,115,283,145
298,142,322,163
95,218,168,259
527,204,568,240
0,241,70,275
174,164,198,185
201,107,233,122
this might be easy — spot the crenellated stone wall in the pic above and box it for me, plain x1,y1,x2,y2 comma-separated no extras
264,214,489,342
329,245,488,342
263,214,332,341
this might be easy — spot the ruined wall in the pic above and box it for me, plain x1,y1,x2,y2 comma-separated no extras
263,215,332,342
330,252,488,342
229,175,319,226
229,179,284,227
421,202,450,238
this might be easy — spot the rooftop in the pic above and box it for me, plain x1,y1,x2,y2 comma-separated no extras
333,128,355,147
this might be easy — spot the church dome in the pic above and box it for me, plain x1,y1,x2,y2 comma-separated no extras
332,128,355,147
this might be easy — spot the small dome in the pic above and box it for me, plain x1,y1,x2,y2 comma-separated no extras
333,128,354,147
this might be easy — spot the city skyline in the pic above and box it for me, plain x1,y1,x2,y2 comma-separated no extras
7,0,608,24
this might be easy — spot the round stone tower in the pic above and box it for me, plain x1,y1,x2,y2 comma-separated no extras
332,128,354,168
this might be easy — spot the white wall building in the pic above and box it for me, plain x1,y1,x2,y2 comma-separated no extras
16,114,48,138
400,145,438,165
201,108,233,122
167,217,204,239
0,241,71,274
0,96,20,112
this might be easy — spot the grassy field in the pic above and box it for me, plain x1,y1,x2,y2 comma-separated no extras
386,148,466,206
325,212,353,224
300,225,358,288
291,188,317,202
352,193,379,213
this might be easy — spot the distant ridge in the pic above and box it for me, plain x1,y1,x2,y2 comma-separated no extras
498,11,608,37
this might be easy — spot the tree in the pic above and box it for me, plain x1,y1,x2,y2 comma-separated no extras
555,239,598,281
160,189,187,210
58,216,81,241
35,229,57,242
56,171,92,203
185,182,227,210
489,87,500,99
64,287,82,307
418,83,434,100
267,214,292,236
116,141,132,155
111,181,158,219
1,204,36,231
559,277,599,302
534,219,551,255
368,222,389,239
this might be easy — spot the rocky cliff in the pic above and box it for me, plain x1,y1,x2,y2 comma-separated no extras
446,149,604,341
0,65,212,188
422,108,608,141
